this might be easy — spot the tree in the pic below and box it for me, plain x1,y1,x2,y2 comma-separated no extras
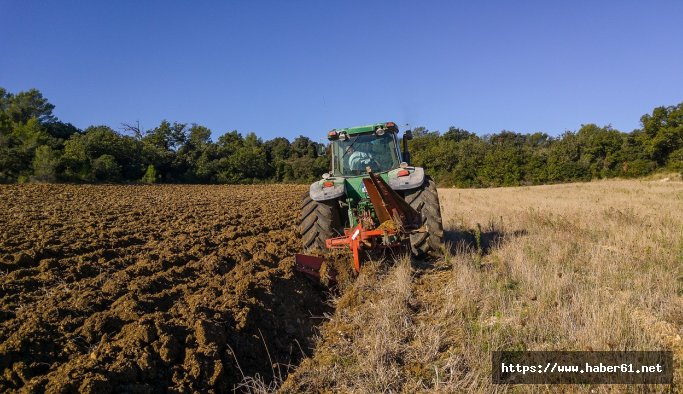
450,137,487,187
216,130,244,155
264,137,291,181
2,118,53,181
667,147,683,171
231,145,269,181
32,145,60,182
140,121,191,182
546,132,590,182
188,124,212,147
442,127,475,142
479,133,525,186
639,104,683,165
62,126,143,181
290,135,316,158
195,148,219,182
576,124,624,178
287,156,321,182
144,120,187,151
120,122,144,140
411,126,436,138
92,154,121,181
5,88,56,124
174,124,214,182
0,88,62,182
264,137,291,161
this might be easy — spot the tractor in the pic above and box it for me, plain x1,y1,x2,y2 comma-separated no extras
296,122,443,282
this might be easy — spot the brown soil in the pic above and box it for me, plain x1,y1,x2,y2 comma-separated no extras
0,184,330,393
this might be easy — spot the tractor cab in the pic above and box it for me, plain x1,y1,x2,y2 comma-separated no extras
311,122,423,205
328,122,402,176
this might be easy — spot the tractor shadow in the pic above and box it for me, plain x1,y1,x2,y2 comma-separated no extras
412,223,528,271
443,226,528,256
443,227,527,256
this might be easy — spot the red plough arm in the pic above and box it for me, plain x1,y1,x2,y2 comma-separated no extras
326,223,398,272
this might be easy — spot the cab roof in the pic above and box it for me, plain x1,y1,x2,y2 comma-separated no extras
335,122,398,136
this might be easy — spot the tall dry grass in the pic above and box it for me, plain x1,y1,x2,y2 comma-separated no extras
282,179,682,393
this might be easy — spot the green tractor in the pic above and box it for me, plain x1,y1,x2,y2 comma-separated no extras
296,122,443,279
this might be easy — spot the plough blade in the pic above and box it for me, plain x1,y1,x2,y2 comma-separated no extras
294,254,337,284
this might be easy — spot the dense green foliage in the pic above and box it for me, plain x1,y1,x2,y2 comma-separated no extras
408,106,682,187
0,87,681,186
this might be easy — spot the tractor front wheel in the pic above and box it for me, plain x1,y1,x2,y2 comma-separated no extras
299,192,343,252
404,176,444,258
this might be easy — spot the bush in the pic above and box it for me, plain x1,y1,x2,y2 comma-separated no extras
621,159,657,178
92,154,121,182
667,147,683,171
141,164,158,184
32,145,59,182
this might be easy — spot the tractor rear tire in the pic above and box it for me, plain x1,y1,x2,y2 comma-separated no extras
404,176,444,258
299,192,343,252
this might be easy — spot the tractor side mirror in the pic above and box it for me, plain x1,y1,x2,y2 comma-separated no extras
402,130,412,165
316,144,327,156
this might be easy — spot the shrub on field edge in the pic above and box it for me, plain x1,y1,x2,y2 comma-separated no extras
141,164,158,184
32,145,60,182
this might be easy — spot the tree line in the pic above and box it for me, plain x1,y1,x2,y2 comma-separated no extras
0,88,328,184
1,87,681,186
409,106,682,187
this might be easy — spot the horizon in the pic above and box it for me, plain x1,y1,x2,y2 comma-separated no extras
2,1,682,141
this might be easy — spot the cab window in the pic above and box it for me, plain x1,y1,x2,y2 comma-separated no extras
332,133,400,176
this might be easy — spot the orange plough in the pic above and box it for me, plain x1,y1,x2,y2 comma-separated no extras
295,170,423,284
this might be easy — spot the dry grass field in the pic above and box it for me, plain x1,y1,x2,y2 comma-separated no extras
283,179,683,393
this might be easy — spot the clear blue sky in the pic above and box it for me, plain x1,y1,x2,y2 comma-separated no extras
2,1,682,141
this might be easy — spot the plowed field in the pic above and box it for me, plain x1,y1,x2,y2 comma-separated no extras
0,184,328,392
